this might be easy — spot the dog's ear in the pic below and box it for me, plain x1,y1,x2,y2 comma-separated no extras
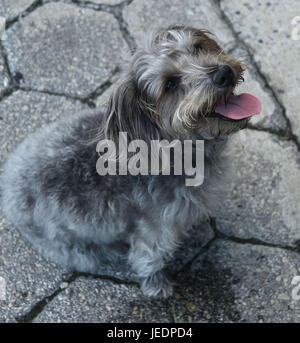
103,76,161,143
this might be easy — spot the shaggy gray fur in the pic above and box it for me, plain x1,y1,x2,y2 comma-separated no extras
1,26,248,298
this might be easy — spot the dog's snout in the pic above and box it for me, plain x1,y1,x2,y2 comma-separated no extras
212,65,235,88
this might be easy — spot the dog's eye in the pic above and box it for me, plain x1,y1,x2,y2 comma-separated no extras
165,77,180,91
194,43,203,52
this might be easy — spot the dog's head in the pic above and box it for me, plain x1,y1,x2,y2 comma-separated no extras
103,26,261,141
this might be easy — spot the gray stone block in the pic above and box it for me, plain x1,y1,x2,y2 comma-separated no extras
0,90,88,168
3,3,127,98
33,276,171,323
124,0,236,50
91,0,124,4
216,129,300,246
221,0,300,139
0,0,35,21
0,215,68,322
171,240,300,322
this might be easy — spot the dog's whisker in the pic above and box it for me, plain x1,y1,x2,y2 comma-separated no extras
216,48,225,57
237,56,250,62
190,63,218,73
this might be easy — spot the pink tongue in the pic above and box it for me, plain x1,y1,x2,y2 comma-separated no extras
215,93,261,120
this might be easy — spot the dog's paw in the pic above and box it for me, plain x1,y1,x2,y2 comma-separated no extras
140,271,174,299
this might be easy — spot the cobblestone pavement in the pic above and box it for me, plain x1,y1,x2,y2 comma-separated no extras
0,0,300,323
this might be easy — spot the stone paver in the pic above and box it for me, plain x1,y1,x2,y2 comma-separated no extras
124,0,236,50
216,129,300,246
33,277,171,323
3,3,127,98
221,0,300,139
0,0,35,21
0,90,88,168
172,240,300,323
91,0,124,4
0,215,68,322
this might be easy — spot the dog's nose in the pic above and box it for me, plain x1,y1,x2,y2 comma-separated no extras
212,65,235,88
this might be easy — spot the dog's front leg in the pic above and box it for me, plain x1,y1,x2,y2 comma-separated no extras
128,225,177,298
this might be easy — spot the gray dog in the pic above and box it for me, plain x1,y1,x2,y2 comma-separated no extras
0,26,261,298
